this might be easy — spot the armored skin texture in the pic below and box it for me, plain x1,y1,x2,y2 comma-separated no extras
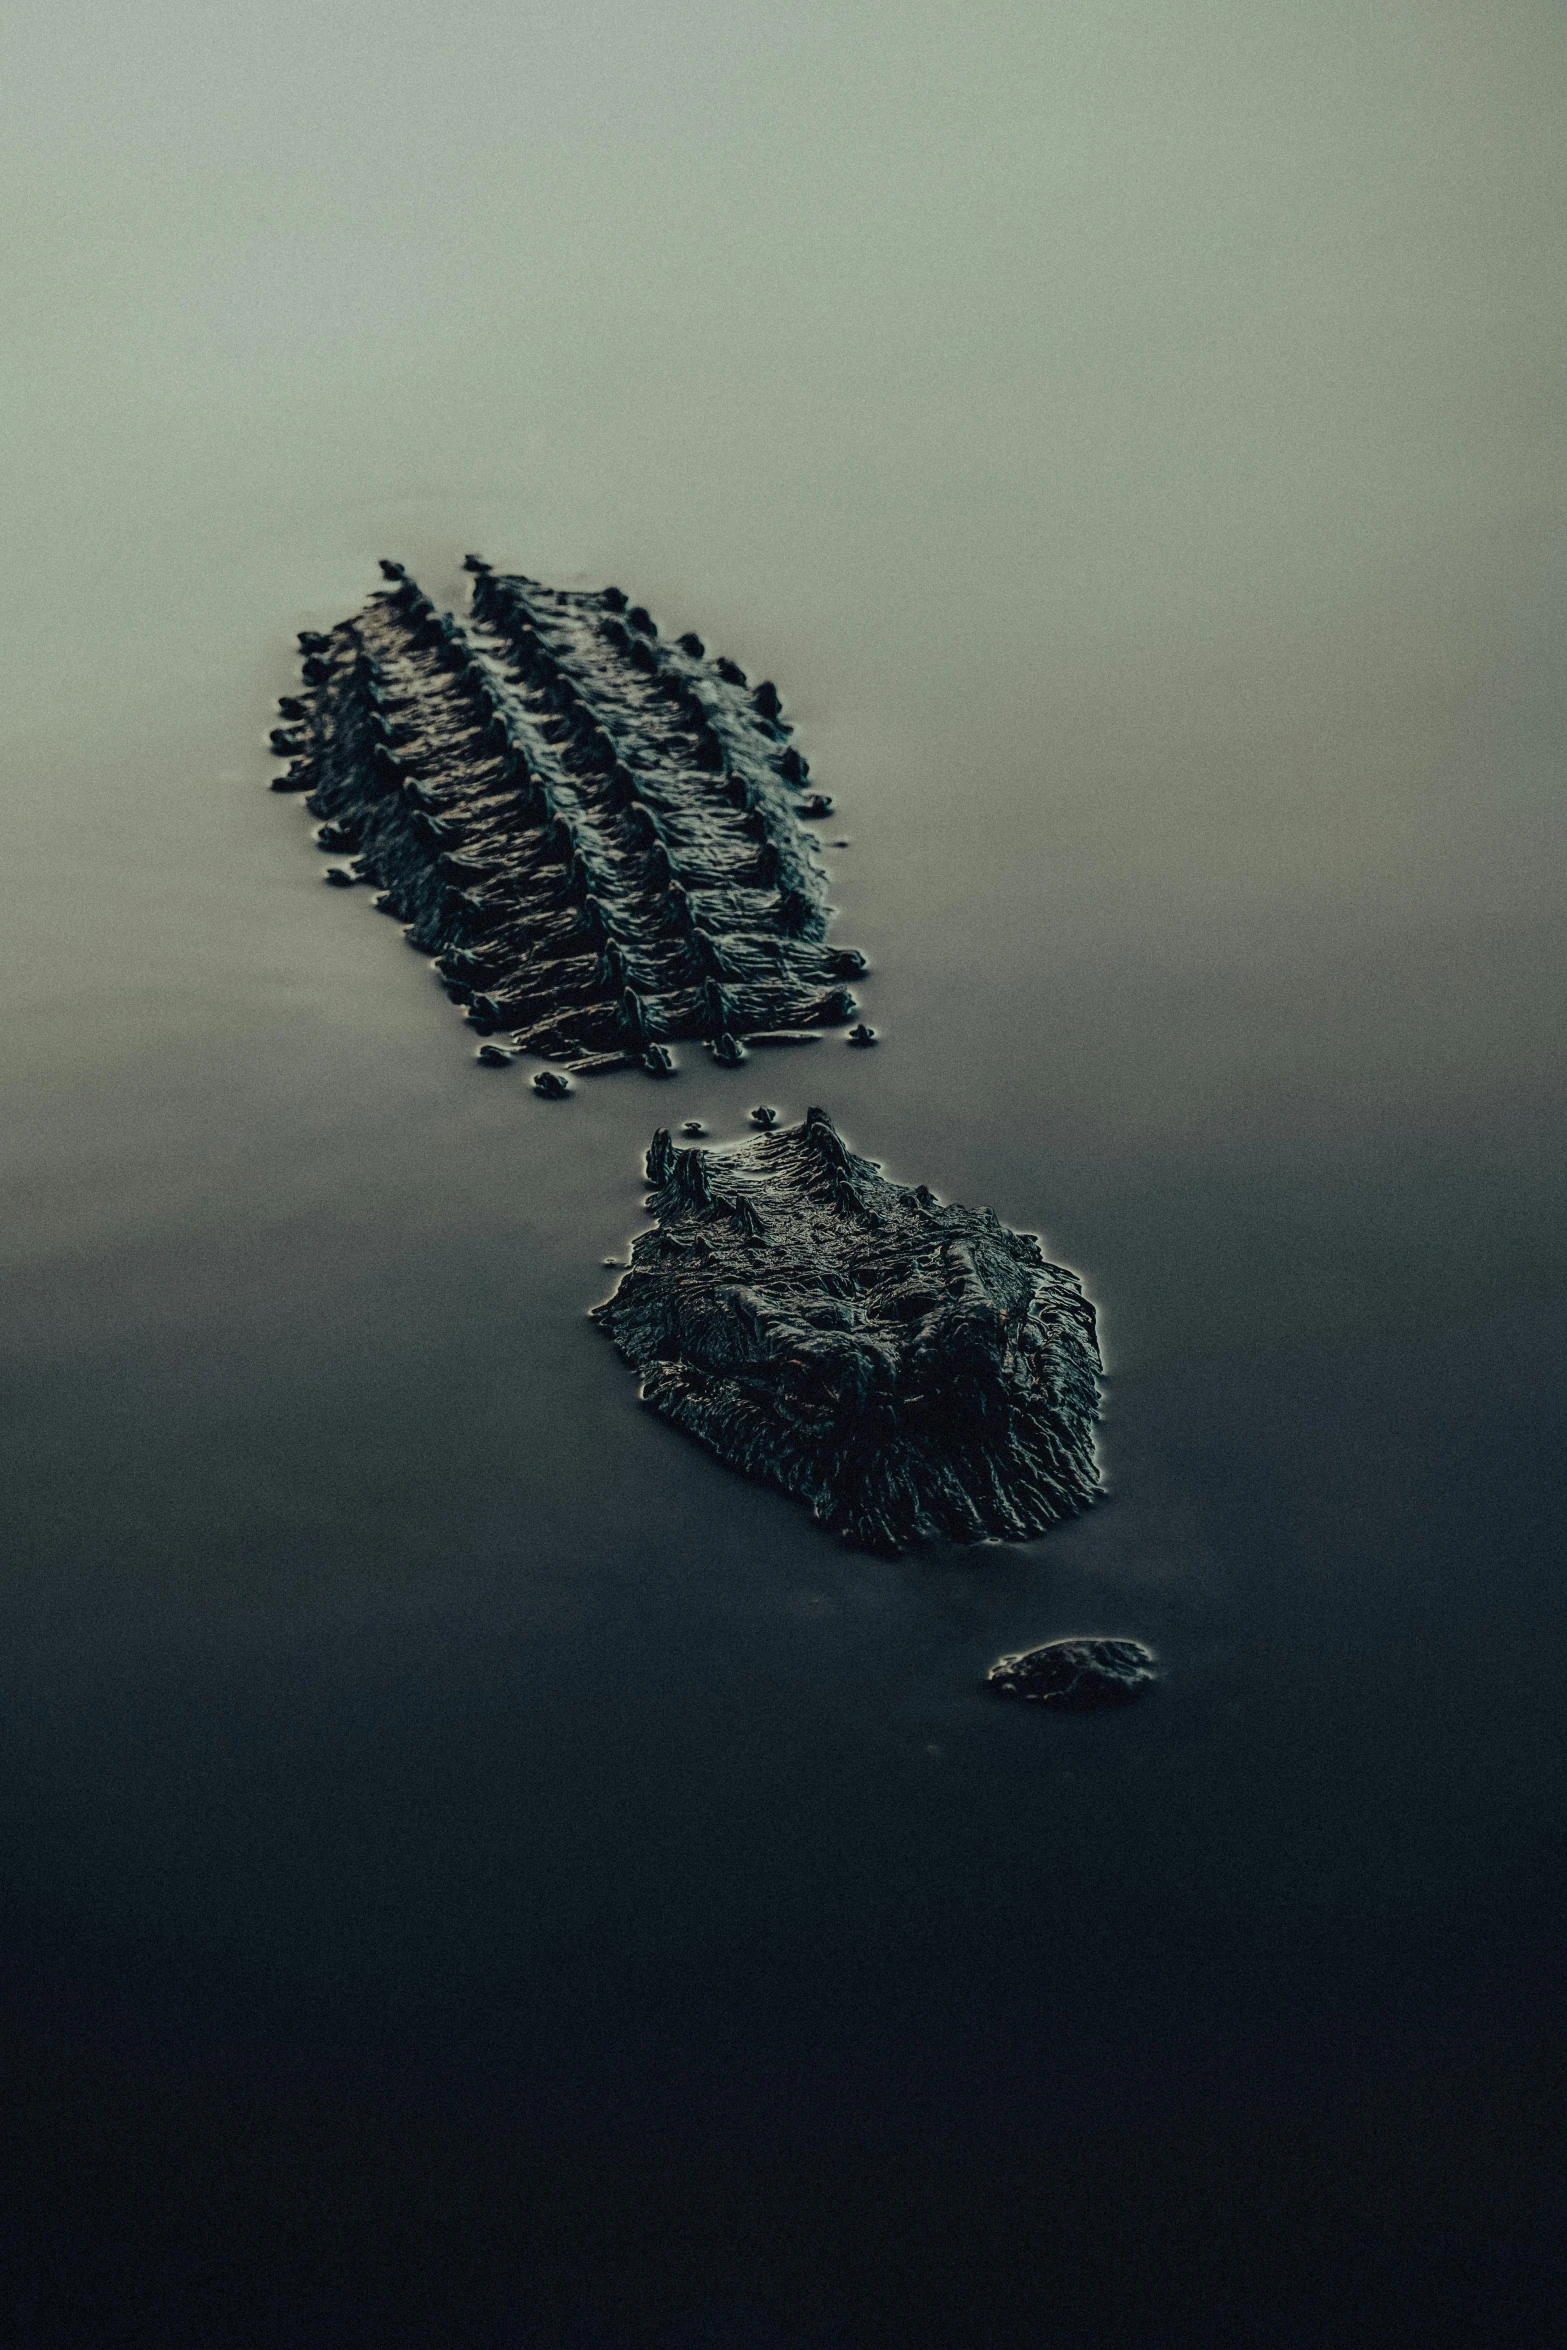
267,568,1114,1569
593,1109,1103,1555
986,1638,1157,1708
275,561,866,1071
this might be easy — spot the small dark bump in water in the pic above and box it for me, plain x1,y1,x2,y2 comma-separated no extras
711,1033,746,1066
462,554,491,573
802,794,833,819
642,1044,675,1077
847,1024,878,1048
750,1104,779,1128
533,1069,571,1098
476,1043,512,1068
986,1639,1156,1710
682,1120,707,1137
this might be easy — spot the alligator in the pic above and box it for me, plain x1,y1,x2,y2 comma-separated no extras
269,562,1107,1559
272,559,866,1075
593,1109,1103,1554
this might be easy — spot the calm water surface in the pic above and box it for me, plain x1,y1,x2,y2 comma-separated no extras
1,6,1563,2343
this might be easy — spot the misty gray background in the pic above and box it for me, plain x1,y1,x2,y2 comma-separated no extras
0,4,1563,2343
2,1,1561,1324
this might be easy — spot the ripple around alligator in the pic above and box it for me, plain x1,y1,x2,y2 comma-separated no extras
594,1110,1102,1555
273,559,866,1075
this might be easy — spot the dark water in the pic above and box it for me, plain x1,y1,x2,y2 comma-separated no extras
3,7,1565,2343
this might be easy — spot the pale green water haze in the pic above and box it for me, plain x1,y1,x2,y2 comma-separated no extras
0,6,1563,2345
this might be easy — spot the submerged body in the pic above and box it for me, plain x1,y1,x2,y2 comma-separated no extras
275,561,864,1071
594,1109,1102,1554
